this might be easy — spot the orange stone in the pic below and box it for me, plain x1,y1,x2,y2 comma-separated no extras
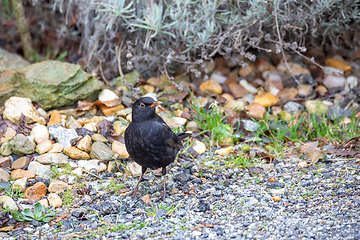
199,79,223,95
254,92,279,107
24,182,47,201
245,103,266,119
325,58,352,72
11,169,35,180
63,147,90,160
273,196,281,202
100,104,125,117
48,110,61,126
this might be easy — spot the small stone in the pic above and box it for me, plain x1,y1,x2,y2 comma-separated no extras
107,160,119,173
276,88,298,100
200,79,223,95
263,71,283,82
0,141,12,156
3,97,39,123
228,83,248,98
10,134,36,156
100,105,125,117
241,120,259,132
316,85,328,95
210,71,227,84
127,162,142,176
297,84,313,96
49,126,78,149
277,62,311,75
272,196,281,202
28,161,53,179
221,93,234,102
224,99,246,111
76,135,92,153
345,76,358,92
65,116,81,129
78,160,107,173
38,199,49,208
30,125,49,144
305,100,328,115
0,156,12,168
36,139,53,155
64,147,90,160
1,128,16,144
72,168,82,176
143,84,156,93
113,120,129,136
186,121,199,132
0,168,10,182
48,110,61,125
24,182,47,201
254,92,279,107
98,89,119,102
215,146,233,156
323,75,346,89
91,134,109,143
11,169,35,180
325,58,352,72
36,153,68,166
283,101,303,114
245,103,266,119
141,195,152,205
172,117,187,127
112,141,130,158
83,122,97,132
0,196,18,211
239,79,257,93
90,142,113,160
48,180,70,193
164,119,179,129
13,177,27,192
191,140,206,154
48,143,64,153
48,193,62,208
11,156,29,170
238,63,255,76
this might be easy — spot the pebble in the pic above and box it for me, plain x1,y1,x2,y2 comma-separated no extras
24,182,47,201
1,128,16,144
224,99,246,111
38,199,49,208
76,135,92,153
28,161,54,179
241,120,259,132
127,162,142,176
48,110,61,125
13,177,27,192
0,196,18,211
11,169,35,180
36,139,53,154
323,75,346,89
228,83,248,98
325,58,352,72
64,147,90,160
49,126,78,149
210,72,227,84
98,89,119,102
91,134,108,143
48,180,70,193
36,153,69,166
283,101,303,114
239,79,257,93
0,156,12,168
113,120,128,136
112,141,130,158
297,84,313,96
254,92,279,107
48,193,62,208
200,79,223,95
3,96,39,123
276,88,298,100
191,140,206,154
305,100,329,115
215,146,233,156
90,142,113,160
30,125,50,143
10,134,36,156
0,141,12,156
0,168,10,182
48,143,64,153
78,160,107,173
244,103,266,119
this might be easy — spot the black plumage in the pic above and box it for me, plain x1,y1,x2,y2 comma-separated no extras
124,97,190,200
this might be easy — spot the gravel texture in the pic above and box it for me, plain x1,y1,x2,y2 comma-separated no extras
4,155,360,240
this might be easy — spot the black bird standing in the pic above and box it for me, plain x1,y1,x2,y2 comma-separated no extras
124,97,191,200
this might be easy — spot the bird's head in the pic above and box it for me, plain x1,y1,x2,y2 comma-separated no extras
131,97,162,122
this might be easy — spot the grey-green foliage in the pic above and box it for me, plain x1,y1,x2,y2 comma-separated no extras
49,0,360,76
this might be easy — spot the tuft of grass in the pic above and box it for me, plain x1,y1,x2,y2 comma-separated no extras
61,189,75,208
145,202,183,217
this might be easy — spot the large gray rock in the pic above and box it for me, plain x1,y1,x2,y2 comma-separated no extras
10,134,36,156
0,60,103,109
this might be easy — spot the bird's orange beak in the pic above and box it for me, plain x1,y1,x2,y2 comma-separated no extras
149,101,162,108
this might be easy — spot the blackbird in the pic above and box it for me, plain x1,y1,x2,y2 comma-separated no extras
124,97,190,200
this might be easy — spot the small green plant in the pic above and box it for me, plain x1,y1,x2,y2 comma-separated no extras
225,153,253,168
188,91,233,145
62,189,75,207
11,202,55,223
0,181,24,198
106,179,125,194
145,202,182,217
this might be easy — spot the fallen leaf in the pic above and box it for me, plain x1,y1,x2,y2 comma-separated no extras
141,195,152,205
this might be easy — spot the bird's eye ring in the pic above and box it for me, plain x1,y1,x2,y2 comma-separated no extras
140,103,145,108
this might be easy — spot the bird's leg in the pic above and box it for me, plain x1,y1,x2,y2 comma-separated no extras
130,166,147,198
157,167,167,201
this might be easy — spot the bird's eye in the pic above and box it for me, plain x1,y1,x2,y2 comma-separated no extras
140,103,145,108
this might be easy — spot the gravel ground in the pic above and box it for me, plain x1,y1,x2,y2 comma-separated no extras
3,155,360,240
